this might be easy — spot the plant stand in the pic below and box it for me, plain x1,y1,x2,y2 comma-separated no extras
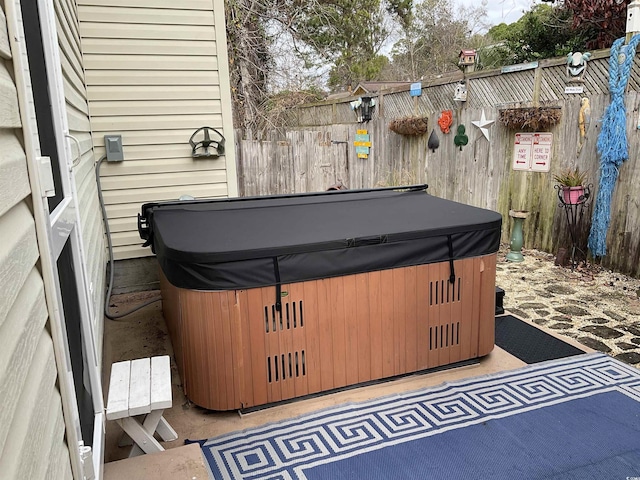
555,184,591,269
506,210,529,262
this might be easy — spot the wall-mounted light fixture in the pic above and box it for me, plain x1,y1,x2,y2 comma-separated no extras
350,96,376,123
361,96,374,122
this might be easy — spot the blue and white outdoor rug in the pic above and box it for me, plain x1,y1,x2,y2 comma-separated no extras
189,353,640,479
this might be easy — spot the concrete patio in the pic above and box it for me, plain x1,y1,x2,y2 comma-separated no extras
102,298,533,478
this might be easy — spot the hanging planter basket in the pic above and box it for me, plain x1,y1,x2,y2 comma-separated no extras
498,107,562,130
389,116,429,136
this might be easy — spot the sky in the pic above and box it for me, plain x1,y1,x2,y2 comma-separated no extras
487,0,533,25
458,0,535,28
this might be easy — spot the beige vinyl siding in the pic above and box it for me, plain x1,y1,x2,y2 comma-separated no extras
78,0,238,260
0,1,73,477
55,0,106,354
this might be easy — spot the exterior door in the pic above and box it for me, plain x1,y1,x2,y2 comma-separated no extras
19,0,105,477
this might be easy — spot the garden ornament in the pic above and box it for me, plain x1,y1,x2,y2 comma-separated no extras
471,110,495,141
578,97,591,139
566,51,592,82
438,110,453,133
577,97,591,155
428,129,440,152
454,125,468,150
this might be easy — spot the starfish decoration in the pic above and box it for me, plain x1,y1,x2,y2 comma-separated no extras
471,110,495,141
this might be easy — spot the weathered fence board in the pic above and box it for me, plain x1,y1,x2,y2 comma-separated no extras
235,54,640,277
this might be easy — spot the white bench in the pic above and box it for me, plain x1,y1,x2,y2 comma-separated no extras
106,356,178,456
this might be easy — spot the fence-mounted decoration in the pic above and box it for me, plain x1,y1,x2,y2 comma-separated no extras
453,81,467,102
501,61,538,74
454,125,468,150
471,110,495,141
498,106,562,131
566,51,592,83
388,116,429,136
350,96,376,123
189,126,225,158
512,132,553,172
588,34,640,258
354,129,371,158
578,97,591,143
438,110,453,133
565,85,585,94
428,129,440,152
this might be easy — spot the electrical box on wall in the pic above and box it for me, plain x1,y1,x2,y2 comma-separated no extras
104,135,124,162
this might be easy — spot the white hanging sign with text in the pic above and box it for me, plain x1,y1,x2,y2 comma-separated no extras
564,85,584,94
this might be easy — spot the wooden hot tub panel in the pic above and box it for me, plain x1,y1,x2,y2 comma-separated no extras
161,254,496,411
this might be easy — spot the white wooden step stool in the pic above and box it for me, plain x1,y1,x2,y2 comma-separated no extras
106,356,178,456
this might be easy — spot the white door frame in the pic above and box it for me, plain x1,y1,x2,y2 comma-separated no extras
37,0,105,475
6,0,104,478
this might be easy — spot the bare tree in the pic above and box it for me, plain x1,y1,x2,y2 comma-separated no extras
225,0,271,139
225,0,412,139
383,0,487,81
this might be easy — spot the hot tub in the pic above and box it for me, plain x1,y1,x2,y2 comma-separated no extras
138,185,502,411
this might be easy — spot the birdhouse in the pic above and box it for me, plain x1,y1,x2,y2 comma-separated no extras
458,49,477,67
453,80,467,102
627,0,640,36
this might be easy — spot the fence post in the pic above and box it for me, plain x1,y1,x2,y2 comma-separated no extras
533,63,542,106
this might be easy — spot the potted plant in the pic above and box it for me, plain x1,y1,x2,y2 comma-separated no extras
554,168,588,204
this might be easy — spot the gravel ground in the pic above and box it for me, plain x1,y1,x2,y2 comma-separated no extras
496,245,640,366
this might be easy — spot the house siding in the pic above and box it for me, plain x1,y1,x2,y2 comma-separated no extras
56,0,106,360
0,0,73,477
77,0,238,260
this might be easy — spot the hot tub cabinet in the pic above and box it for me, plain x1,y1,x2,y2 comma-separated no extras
139,186,502,411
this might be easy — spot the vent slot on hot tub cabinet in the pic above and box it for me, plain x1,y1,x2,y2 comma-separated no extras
268,350,306,383
265,300,304,333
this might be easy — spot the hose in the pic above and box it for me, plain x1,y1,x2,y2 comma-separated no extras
96,156,161,319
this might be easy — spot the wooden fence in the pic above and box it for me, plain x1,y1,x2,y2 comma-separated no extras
235,50,640,278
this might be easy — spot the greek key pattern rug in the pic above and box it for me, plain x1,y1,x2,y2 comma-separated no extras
191,353,640,479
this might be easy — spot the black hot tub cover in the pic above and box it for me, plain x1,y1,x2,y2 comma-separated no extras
139,185,502,291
